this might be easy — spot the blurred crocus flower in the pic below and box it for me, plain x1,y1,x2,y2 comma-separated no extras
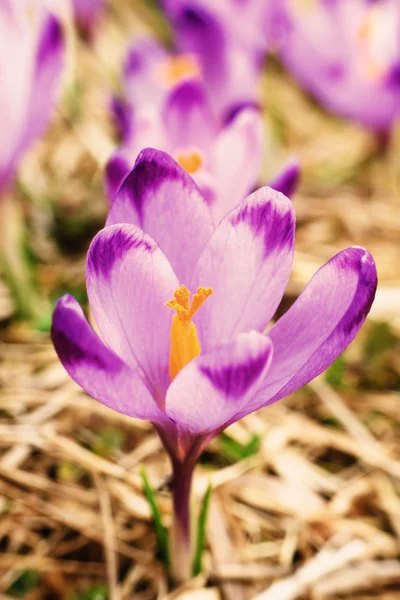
52,149,377,581
71,0,104,39
162,0,269,120
269,0,400,131
107,39,299,223
0,1,64,196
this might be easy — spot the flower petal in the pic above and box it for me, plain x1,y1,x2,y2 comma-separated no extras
269,157,300,198
86,224,179,402
104,152,131,201
191,186,295,349
172,4,228,116
163,80,217,153
240,247,377,417
24,11,64,151
52,294,167,423
106,148,214,283
211,108,263,224
165,331,272,435
171,4,263,119
123,37,169,113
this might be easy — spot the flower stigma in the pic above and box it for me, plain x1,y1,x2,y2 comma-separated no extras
165,285,213,380
175,148,204,174
161,54,201,87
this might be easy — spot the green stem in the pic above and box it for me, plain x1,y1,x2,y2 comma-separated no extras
0,195,40,320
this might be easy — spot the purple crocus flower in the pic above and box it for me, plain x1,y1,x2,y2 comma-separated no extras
162,0,269,120
52,149,377,581
0,1,64,196
71,0,104,39
107,38,299,223
268,0,400,132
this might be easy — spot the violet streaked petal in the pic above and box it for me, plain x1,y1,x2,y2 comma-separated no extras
173,4,227,116
52,294,167,423
23,12,64,151
165,331,272,435
106,148,214,283
269,157,300,198
104,152,131,202
163,80,217,153
239,247,377,418
86,224,179,402
211,108,263,224
191,187,295,349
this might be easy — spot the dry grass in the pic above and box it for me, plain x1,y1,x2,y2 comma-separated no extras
0,1,399,598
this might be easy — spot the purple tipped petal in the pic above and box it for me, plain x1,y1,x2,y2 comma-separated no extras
241,247,377,418
163,80,217,153
191,187,295,349
24,12,64,151
269,157,300,198
106,149,214,283
104,152,131,202
211,108,263,223
165,331,273,435
86,224,179,403
52,294,167,423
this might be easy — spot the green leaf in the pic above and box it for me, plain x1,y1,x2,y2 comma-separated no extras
192,482,212,576
8,570,40,597
72,584,108,600
325,354,346,389
140,467,169,566
219,432,261,463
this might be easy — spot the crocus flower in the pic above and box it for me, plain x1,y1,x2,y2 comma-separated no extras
268,0,400,132
71,0,104,39
52,149,377,581
107,39,299,223
0,1,64,196
161,0,269,120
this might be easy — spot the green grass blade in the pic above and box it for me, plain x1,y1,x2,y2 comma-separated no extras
192,482,212,576
140,467,170,567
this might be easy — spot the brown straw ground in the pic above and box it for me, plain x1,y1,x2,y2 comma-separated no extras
0,1,399,598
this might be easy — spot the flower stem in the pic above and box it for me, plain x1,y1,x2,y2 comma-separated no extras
0,195,39,320
170,459,195,584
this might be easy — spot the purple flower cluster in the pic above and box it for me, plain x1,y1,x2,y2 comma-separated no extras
16,0,377,582
0,0,382,584
106,1,299,214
